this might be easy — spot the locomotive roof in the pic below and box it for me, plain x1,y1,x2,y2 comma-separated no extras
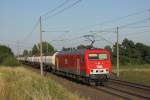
57,49,108,55
58,49,85,55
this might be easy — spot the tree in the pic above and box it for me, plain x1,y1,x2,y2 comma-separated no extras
32,44,38,55
104,45,114,64
104,45,112,54
0,45,13,63
0,45,13,56
23,50,28,56
136,43,150,63
43,42,54,53
36,42,54,54
111,38,150,65
32,42,54,55
0,44,18,66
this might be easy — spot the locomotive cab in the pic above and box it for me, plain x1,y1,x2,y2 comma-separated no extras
85,49,112,81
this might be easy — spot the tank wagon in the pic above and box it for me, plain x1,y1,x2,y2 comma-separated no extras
18,49,112,85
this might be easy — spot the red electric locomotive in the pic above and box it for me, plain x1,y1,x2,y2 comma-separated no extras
55,49,112,85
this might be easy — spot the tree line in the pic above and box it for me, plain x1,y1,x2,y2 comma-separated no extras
1,38,149,66
105,38,150,65
22,38,150,65
23,41,54,56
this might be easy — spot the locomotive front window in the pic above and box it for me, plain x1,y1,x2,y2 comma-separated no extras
88,53,107,60
88,54,99,60
99,54,107,60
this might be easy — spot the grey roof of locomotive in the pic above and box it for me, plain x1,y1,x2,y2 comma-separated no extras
57,49,86,55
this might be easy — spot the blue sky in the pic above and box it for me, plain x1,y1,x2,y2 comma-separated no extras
0,0,150,54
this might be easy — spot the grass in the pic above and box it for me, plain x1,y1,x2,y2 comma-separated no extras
113,64,150,86
0,66,84,100
113,64,150,69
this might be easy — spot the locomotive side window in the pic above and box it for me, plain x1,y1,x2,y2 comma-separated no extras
88,53,107,60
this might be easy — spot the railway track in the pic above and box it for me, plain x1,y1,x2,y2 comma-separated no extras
109,79,150,91
93,79,150,100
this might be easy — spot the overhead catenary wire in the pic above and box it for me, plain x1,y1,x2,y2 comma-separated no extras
121,30,150,36
22,19,39,42
89,32,114,45
0,39,34,46
50,35,82,43
49,35,89,48
90,18,150,34
44,0,82,20
95,36,114,45
42,30,69,33
47,29,116,48
119,18,149,29
86,18,150,47
18,2,150,52
21,17,149,51
51,32,114,48
119,25,150,29
60,39,86,47
0,41,33,48
76,8,149,32
41,3,149,50
42,0,70,17
37,0,82,52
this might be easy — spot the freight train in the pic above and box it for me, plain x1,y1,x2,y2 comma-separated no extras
17,49,112,85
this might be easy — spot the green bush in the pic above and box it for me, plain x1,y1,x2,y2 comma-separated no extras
0,45,19,66
1,56,19,66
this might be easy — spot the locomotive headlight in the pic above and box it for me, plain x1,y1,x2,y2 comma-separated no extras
91,69,93,72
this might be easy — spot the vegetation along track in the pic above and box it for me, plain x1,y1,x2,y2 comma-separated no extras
24,65,150,100
93,79,150,100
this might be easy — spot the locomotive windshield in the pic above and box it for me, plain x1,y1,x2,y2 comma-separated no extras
88,53,107,60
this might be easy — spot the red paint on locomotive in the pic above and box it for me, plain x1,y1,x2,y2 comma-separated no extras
55,49,112,80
